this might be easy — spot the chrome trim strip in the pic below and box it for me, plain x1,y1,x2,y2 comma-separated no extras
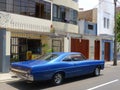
11,68,28,74
17,74,34,81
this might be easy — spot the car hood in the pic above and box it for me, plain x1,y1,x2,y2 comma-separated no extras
11,60,48,69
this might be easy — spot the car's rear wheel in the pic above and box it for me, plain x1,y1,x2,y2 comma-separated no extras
52,73,63,85
94,67,100,76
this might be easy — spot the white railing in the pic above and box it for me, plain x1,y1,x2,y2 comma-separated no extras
0,11,51,33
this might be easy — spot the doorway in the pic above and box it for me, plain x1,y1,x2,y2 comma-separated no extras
94,40,100,60
104,42,110,61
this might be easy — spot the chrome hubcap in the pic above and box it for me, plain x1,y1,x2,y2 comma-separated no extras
54,74,62,84
95,68,99,75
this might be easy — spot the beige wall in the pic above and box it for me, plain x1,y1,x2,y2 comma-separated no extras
79,10,93,21
53,21,78,33
78,8,97,23
41,35,52,54
53,0,79,11
92,8,97,23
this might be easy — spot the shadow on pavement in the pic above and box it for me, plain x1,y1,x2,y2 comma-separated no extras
7,74,103,90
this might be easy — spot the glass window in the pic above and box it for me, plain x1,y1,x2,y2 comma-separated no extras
35,2,45,19
6,4,13,12
37,53,59,61
27,39,41,54
21,6,27,15
0,0,6,3
53,4,62,21
27,0,35,16
11,46,18,54
107,18,109,29
58,6,61,19
103,17,109,29
71,54,86,61
20,0,28,15
63,56,72,62
19,38,27,45
0,3,6,11
14,0,20,6
53,5,57,18
29,0,35,7
44,2,51,20
73,10,77,24
11,37,27,62
88,24,93,30
53,5,78,25
13,0,21,14
61,6,65,22
104,17,106,28
21,0,28,7
29,7,35,16
63,54,86,62
69,9,73,23
14,6,20,14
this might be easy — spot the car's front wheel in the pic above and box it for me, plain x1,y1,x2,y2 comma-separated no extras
94,67,100,76
52,73,63,85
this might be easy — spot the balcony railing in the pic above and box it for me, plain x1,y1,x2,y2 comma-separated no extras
0,11,51,33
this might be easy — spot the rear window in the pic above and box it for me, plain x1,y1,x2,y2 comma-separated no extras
37,53,59,61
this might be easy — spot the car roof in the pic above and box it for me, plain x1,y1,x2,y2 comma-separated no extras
52,52,81,55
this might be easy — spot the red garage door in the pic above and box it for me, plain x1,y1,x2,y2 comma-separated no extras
94,40,100,60
71,38,89,58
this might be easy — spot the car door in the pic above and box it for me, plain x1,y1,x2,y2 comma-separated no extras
62,55,79,77
71,54,92,76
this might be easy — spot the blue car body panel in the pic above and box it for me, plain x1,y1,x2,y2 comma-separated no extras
11,52,104,81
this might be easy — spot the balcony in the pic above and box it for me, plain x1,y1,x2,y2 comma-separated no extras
53,21,78,34
0,11,51,33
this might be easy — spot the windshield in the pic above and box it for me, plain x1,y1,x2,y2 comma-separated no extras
36,53,59,61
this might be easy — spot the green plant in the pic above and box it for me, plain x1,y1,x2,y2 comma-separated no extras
42,44,53,54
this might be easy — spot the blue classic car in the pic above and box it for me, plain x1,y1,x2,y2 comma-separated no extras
11,52,104,85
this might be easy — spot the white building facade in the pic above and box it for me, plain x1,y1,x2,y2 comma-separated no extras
97,0,114,36
97,0,114,61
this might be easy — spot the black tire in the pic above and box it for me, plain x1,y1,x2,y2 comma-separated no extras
94,67,100,76
52,73,63,85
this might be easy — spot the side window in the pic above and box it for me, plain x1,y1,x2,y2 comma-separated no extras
71,54,86,61
62,54,87,62
63,56,72,62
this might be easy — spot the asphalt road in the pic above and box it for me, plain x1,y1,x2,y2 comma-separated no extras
0,63,120,90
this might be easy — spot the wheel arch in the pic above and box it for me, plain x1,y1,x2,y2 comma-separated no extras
52,71,66,78
96,65,102,69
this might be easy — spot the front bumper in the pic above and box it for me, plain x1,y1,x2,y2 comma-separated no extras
11,68,34,81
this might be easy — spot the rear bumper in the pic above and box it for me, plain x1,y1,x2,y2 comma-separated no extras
16,73,34,81
11,68,34,81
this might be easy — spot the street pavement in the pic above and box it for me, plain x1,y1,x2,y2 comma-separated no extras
0,61,120,90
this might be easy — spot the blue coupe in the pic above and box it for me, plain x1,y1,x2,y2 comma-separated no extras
11,52,104,85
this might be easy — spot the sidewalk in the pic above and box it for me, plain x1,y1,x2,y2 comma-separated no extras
0,61,120,83
0,72,20,83
105,60,120,67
